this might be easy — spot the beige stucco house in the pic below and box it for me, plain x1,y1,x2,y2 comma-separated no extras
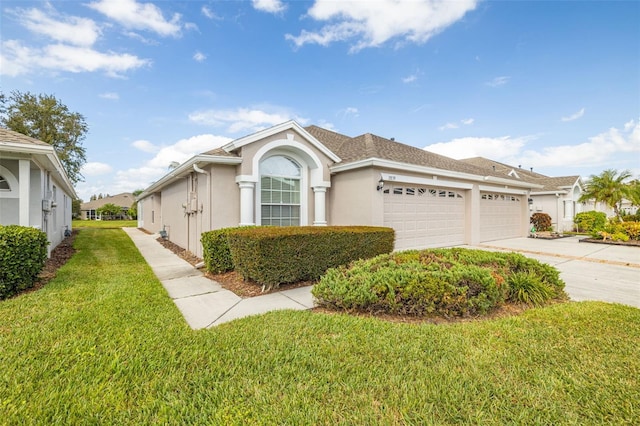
0,127,76,255
80,192,135,220
137,121,542,256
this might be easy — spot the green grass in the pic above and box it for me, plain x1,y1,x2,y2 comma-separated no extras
72,219,138,228
1,229,638,424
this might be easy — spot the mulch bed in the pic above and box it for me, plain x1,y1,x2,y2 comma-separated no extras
155,236,314,298
579,238,640,247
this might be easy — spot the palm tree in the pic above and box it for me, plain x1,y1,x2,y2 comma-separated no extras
579,169,632,220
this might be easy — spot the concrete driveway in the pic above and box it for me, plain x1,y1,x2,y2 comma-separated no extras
470,236,640,308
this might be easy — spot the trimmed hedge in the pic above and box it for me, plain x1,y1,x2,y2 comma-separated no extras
227,226,394,289
201,226,253,274
312,248,566,317
0,225,49,299
574,211,607,233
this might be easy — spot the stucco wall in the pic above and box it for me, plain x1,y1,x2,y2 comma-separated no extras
210,165,240,230
329,168,378,226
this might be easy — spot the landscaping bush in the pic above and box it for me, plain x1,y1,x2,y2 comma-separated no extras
201,226,253,274
227,226,394,289
600,221,640,241
313,248,566,317
0,225,49,299
574,211,607,233
530,212,552,231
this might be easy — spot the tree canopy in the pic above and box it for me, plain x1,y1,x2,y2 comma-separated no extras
0,90,87,185
579,169,632,219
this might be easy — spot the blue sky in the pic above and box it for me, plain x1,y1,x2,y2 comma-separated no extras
2,0,639,201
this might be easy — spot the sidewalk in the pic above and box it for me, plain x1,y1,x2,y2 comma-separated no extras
122,228,315,329
124,228,639,329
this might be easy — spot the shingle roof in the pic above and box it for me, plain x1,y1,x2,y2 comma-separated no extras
81,193,135,209
0,127,51,147
460,157,580,192
305,126,504,177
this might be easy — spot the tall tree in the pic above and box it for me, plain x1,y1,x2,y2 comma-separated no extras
579,169,632,219
0,90,87,185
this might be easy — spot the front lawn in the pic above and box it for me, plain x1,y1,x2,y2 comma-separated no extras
72,219,138,228
1,229,638,424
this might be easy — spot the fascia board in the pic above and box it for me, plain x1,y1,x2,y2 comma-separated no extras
479,185,529,195
331,158,542,189
531,190,570,196
222,121,341,162
0,141,77,198
138,155,241,200
380,172,473,190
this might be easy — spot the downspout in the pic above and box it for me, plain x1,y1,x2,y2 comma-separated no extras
193,163,209,265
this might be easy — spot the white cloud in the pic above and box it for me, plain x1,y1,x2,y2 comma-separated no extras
193,51,206,62
110,134,232,196
438,122,458,131
132,139,158,153
438,118,474,131
425,135,530,159
12,7,101,47
425,119,640,173
88,0,183,37
485,76,510,87
285,0,478,52
252,0,287,14
338,107,359,118
516,119,640,169
99,92,119,100
188,107,307,133
201,6,219,20
402,70,420,83
561,107,585,122
81,162,113,176
0,40,149,77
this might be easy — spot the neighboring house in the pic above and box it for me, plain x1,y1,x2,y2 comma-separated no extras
137,121,541,256
0,127,76,255
80,192,135,220
461,157,584,232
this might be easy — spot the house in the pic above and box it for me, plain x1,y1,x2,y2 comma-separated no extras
137,121,541,256
0,127,76,255
460,157,587,232
80,192,135,220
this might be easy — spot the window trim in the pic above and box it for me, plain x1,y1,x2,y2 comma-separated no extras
258,155,304,226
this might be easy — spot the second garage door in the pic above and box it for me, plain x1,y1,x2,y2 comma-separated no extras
383,185,466,250
479,192,523,242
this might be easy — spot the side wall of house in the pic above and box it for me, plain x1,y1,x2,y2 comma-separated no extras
0,160,20,224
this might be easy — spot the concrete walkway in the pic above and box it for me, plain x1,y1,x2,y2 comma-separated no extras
124,228,640,329
122,228,315,329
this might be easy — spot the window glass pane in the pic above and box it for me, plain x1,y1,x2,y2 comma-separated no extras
261,156,301,177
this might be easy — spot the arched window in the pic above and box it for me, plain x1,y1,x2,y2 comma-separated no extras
0,175,9,191
260,156,301,226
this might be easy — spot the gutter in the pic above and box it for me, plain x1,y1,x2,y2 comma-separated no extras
137,154,241,201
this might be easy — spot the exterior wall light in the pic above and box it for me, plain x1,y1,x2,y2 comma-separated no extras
377,177,384,191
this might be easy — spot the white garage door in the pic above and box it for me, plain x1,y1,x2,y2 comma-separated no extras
480,192,523,242
383,185,465,250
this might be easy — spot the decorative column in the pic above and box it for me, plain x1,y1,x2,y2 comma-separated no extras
237,181,255,226
19,160,30,226
312,186,327,226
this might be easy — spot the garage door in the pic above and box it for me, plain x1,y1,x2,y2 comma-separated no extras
383,185,465,250
480,192,523,242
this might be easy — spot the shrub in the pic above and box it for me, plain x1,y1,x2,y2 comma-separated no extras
0,225,49,299
228,226,394,290
617,222,640,240
530,212,552,232
313,248,566,318
201,227,253,274
507,272,554,306
574,211,607,233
